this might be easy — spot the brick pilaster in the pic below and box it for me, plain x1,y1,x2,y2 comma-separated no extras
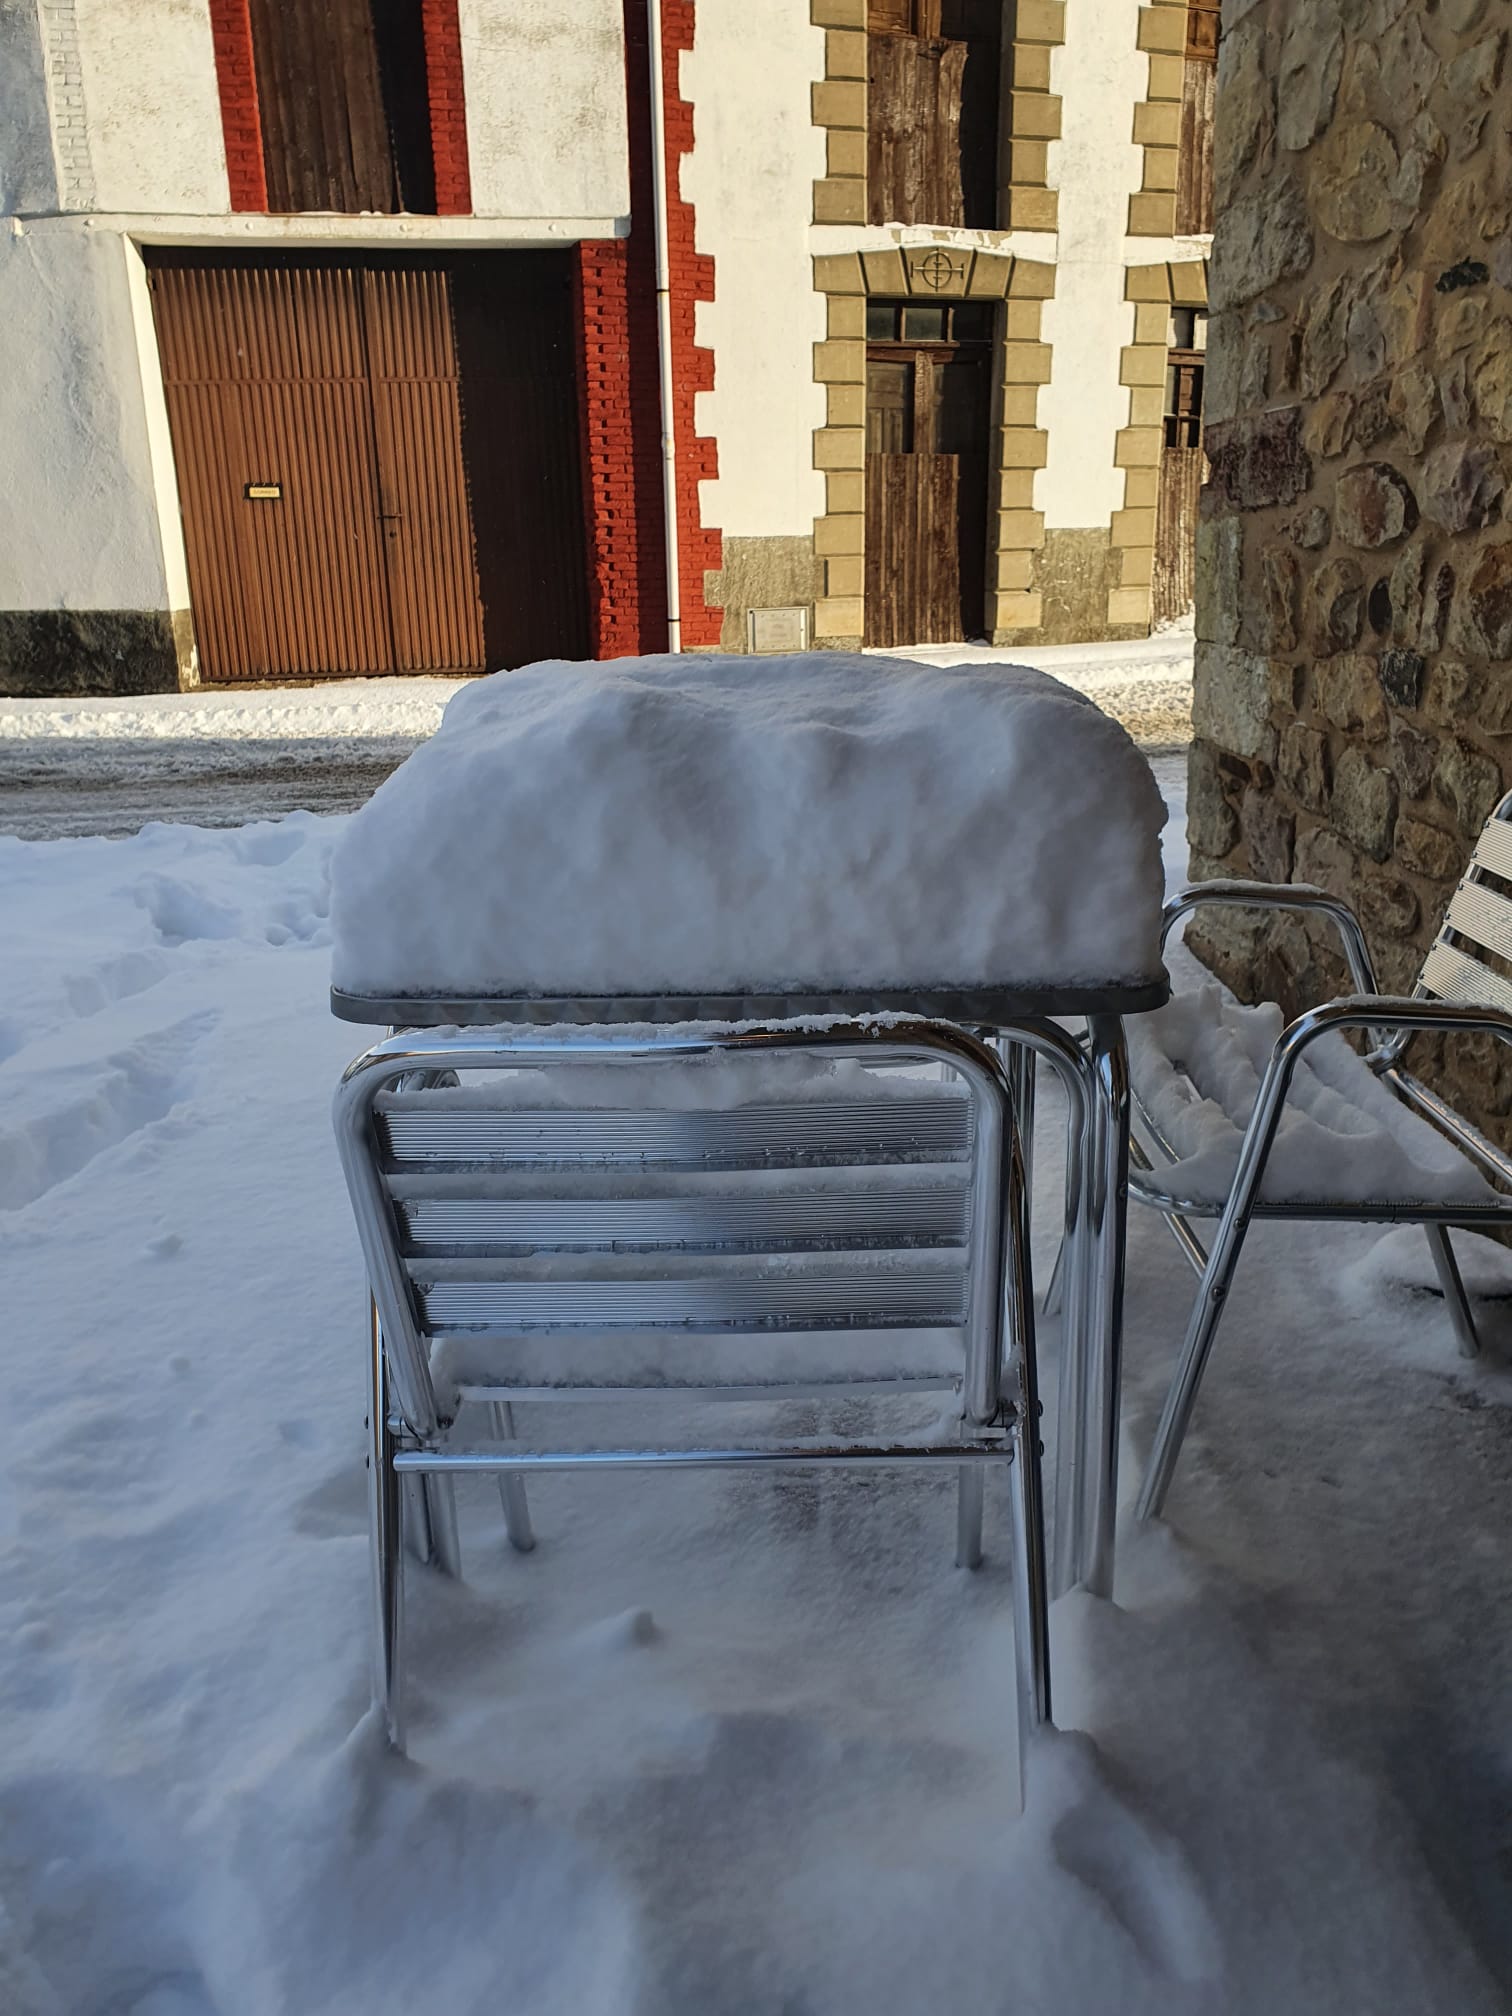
421,0,472,216
206,0,266,212
574,1,720,658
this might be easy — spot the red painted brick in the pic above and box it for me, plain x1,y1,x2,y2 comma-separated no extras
423,0,473,215
574,1,722,659
207,0,266,211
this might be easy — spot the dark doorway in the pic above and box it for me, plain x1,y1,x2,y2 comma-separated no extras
863,298,992,647
146,249,589,681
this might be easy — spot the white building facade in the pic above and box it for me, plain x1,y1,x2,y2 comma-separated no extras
0,0,1214,693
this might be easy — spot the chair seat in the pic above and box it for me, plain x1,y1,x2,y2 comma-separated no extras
1127,985,1501,1212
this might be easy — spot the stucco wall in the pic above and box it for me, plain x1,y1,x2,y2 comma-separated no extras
1190,0,1512,1135
75,0,228,214
1038,0,1145,535
0,0,58,214
1,226,166,609
681,0,826,542
0,223,177,692
459,0,630,221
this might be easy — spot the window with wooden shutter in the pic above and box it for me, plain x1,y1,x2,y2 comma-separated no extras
248,0,440,215
1175,0,1218,234
867,0,1000,228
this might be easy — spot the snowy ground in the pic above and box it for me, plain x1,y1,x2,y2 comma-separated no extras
0,630,1193,841
5,746,1512,2014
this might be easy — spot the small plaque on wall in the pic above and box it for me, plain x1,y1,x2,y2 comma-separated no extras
244,483,282,501
748,607,810,655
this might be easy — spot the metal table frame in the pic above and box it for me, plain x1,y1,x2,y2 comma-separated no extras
332,985,1153,1599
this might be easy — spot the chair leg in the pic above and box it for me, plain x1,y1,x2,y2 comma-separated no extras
491,1401,536,1553
1007,1434,1053,1810
955,1464,985,1569
368,1305,405,1751
401,1473,433,1564
1079,1016,1130,1598
1426,1224,1482,1360
1135,1209,1255,1523
424,1477,464,1579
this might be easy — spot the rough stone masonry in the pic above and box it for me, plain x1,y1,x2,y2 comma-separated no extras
1191,0,1512,1138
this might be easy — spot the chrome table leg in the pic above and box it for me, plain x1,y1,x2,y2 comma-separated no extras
491,1401,537,1553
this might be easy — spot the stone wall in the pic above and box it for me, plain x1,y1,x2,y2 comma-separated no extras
1191,0,1512,1132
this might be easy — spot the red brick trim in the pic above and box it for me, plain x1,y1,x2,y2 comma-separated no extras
575,238,666,657
206,0,266,212
422,0,472,216
656,0,721,647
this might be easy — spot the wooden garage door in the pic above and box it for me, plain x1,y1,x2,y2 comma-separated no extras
148,252,485,682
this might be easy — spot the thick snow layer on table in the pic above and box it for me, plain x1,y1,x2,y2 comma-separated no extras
6,777,1512,2013
329,653,1168,1000
1127,985,1499,1207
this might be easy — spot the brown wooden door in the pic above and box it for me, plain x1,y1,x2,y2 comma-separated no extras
363,264,485,674
247,0,398,213
149,251,498,682
150,256,398,680
1175,0,1219,234
867,0,999,227
863,311,989,647
1153,338,1207,625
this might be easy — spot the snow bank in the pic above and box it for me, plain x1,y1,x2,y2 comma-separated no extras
0,677,464,745
329,653,1168,1002
1128,984,1498,1207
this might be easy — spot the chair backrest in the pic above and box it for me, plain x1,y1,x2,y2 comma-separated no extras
1418,791,1512,1016
334,1022,1019,1438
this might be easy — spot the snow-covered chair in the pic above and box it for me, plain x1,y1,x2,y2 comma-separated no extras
1132,792,1512,1520
333,1019,1051,1774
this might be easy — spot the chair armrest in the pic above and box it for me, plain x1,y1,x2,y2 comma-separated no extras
1208,994,1512,1236
1275,993,1512,1077
1161,879,1378,996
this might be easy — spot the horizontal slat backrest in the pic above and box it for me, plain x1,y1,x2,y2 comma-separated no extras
375,1094,971,1168
373,1074,978,1338
1421,800,1512,1013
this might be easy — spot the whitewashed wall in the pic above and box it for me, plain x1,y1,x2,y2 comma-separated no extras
460,0,630,221
0,227,166,608
681,0,826,539
1,0,58,213
75,0,228,214
1036,0,1145,530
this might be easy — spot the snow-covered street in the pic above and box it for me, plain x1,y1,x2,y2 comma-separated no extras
4,742,1512,2013
0,631,1193,841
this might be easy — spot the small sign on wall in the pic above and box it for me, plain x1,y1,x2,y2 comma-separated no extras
244,482,283,501
748,607,810,654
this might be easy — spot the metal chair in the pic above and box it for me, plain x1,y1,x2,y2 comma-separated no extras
333,1018,1052,1781
1132,790,1512,1521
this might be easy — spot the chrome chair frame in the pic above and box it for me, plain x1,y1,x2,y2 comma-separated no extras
1133,791,1512,1520
334,1019,1055,1778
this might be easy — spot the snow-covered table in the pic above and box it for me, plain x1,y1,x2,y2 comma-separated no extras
329,654,1170,1596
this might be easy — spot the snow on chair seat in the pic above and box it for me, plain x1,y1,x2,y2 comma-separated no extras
1127,985,1499,1213
1134,791,1512,1526
333,1020,1052,1788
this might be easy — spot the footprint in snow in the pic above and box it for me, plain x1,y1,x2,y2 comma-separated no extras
131,875,242,947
